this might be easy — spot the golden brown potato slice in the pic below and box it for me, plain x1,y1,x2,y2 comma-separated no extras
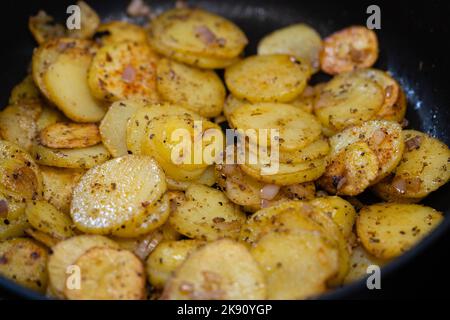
166,165,216,191
47,234,119,297
71,155,166,236
88,41,159,103
40,166,84,214
25,228,60,248
0,140,43,201
94,21,148,45
26,200,75,240
31,143,110,169
39,122,101,149
36,106,66,132
156,58,226,117
357,203,443,259
0,238,48,293
8,75,42,105
169,184,246,241
100,99,146,157
258,23,322,73
288,83,325,114
373,130,450,201
225,55,311,103
28,10,65,44
344,246,388,284
66,1,100,39
320,26,378,75
251,230,339,299
146,239,205,288
161,239,266,300
0,193,29,241
64,247,145,300
229,102,322,151
150,8,248,60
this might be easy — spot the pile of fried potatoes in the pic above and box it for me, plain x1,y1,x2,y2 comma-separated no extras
0,1,449,300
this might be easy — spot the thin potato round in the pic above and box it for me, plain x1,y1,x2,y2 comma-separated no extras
258,23,322,73
25,228,60,249
357,203,443,259
47,234,119,297
169,184,246,241
39,123,101,149
320,26,378,75
88,41,159,103
100,99,146,157
251,230,339,299
66,1,100,39
156,58,225,117
0,238,48,293
288,84,325,114
64,247,145,300
26,200,75,240
28,10,65,44
344,246,387,284
150,8,248,60
94,21,148,45
36,106,66,132
43,50,106,123
376,86,407,123
268,137,330,164
229,103,322,151
31,143,111,169
161,239,266,300
166,165,216,191
225,55,311,103
71,155,166,236
9,75,41,105
314,73,385,134
0,194,29,241
373,130,450,200
146,239,205,288
0,140,43,201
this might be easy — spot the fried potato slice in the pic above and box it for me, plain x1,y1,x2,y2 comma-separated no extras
36,106,66,132
343,246,387,284
0,193,29,241
373,130,450,201
26,200,75,240
66,1,100,39
43,49,106,122
166,165,216,191
357,203,443,259
88,41,159,103
31,143,110,169
257,23,322,73
150,8,248,60
229,103,322,151
28,10,65,44
100,99,146,157
169,184,246,241
156,58,226,117
314,72,385,134
0,140,43,201
9,75,42,105
25,228,60,248
161,239,266,300
146,239,205,288
225,55,311,103
320,26,378,75
64,247,145,300
40,166,84,214
94,21,148,45
0,103,41,151
251,230,339,299
39,123,101,149
47,234,119,297
71,155,166,236
0,238,48,293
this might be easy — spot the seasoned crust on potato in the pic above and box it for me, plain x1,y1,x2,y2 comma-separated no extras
39,123,101,149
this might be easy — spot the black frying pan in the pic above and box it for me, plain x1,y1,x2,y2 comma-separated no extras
1,0,449,299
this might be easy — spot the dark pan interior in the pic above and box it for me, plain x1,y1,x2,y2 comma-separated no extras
0,0,449,299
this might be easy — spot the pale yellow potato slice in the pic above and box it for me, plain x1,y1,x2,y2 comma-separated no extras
344,246,388,284
156,58,225,117
94,21,148,45
258,23,322,73
356,203,443,259
36,106,66,132
66,1,100,39
251,230,339,299
26,200,75,240
146,239,205,288
161,239,266,300
150,8,248,60
71,155,166,236
0,193,29,241
225,55,311,103
43,51,106,122
100,99,146,157
47,234,119,297
169,184,246,241
88,41,159,103
39,122,101,149
8,75,41,105
0,238,48,293
64,247,145,300
229,102,322,151
31,143,110,169
166,165,216,191
25,228,60,249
